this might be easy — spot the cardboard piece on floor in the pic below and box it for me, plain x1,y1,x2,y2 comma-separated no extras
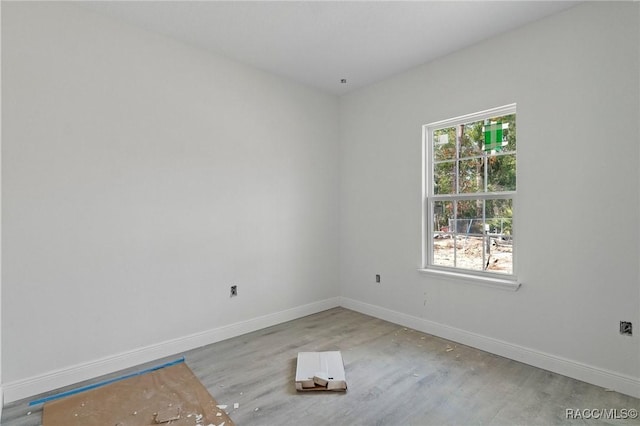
295,351,347,391
42,362,234,426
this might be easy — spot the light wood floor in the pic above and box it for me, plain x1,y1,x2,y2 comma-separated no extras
3,307,639,425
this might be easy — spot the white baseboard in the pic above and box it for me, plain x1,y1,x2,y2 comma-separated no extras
5,295,638,405
3,297,340,404
338,296,640,399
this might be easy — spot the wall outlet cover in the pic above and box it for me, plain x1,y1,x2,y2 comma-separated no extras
620,321,632,336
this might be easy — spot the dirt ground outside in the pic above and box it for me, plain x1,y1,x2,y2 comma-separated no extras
433,235,512,274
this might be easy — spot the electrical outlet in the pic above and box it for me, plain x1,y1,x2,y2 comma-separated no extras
375,274,381,283
230,285,237,297
620,321,632,336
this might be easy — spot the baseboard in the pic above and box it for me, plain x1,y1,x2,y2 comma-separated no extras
338,296,640,399
0,386,3,418
6,295,638,404
3,297,340,404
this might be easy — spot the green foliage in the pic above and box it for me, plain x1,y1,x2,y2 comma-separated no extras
431,114,516,235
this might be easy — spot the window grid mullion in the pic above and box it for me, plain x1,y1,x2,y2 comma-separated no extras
431,192,516,202
453,200,458,268
482,199,487,271
432,149,515,165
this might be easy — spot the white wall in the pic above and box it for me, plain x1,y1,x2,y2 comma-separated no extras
2,1,339,393
2,0,639,404
339,1,639,394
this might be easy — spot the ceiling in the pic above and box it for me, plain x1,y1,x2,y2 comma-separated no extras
79,1,580,96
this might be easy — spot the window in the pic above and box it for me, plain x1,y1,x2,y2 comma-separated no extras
422,104,516,282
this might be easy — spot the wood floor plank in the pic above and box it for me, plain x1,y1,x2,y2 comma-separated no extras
3,308,639,425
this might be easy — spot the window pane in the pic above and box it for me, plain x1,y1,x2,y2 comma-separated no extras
500,114,516,152
487,154,516,191
454,235,484,271
433,161,456,195
485,198,513,274
460,122,484,158
458,158,484,194
433,235,455,267
485,199,513,237
485,242,513,274
434,127,456,161
432,200,454,234
456,199,484,235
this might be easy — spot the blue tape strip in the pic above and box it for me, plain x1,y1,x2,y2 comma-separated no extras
29,356,185,406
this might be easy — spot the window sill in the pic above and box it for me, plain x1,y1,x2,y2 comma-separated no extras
417,268,521,291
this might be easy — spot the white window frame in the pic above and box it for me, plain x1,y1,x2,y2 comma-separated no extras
420,104,520,290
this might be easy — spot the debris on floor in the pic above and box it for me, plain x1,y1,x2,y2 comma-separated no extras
154,406,181,424
295,351,347,392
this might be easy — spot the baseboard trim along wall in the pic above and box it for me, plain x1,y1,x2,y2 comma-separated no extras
2,297,340,404
4,296,638,404
339,297,640,399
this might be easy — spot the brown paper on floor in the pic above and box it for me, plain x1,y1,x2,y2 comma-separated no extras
42,362,234,426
